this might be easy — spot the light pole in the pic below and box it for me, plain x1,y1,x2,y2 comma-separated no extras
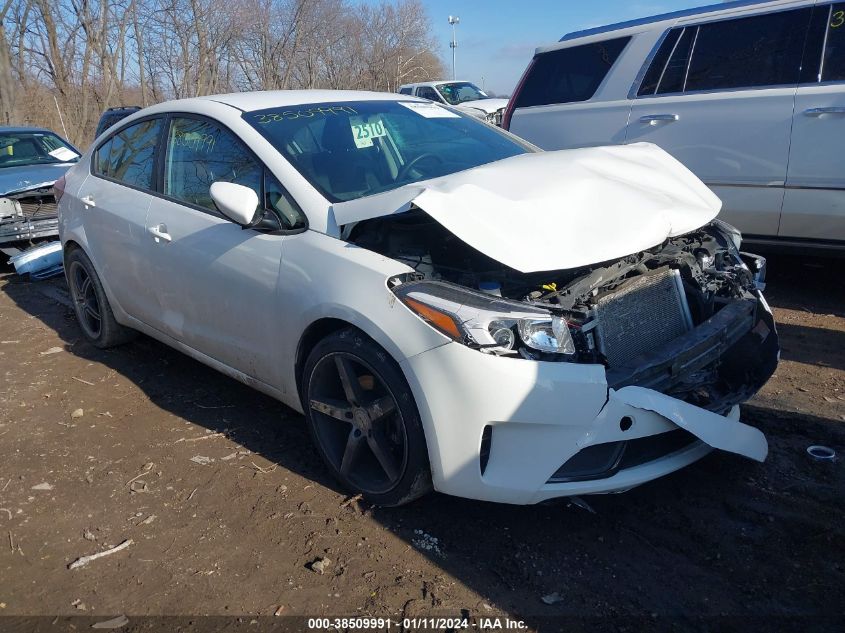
448,15,460,80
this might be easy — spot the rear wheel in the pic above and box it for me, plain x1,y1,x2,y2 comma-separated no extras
66,248,136,348
302,328,431,506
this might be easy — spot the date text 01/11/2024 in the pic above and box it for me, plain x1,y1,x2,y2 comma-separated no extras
307,617,528,630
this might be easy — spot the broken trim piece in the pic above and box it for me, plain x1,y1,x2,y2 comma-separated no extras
612,386,768,462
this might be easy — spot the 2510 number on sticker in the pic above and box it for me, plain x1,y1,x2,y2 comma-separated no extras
351,120,387,148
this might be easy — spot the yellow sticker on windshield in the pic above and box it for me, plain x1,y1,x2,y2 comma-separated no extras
350,118,387,149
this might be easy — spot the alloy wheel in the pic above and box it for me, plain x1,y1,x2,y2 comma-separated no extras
307,352,408,494
69,262,102,339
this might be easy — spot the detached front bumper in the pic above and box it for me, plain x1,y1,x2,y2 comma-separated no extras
401,297,776,504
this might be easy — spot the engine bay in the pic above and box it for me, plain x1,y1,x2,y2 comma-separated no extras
349,209,777,411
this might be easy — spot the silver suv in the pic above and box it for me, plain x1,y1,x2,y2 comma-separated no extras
504,0,845,253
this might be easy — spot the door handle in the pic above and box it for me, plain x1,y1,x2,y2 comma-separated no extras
640,113,680,125
80,194,96,208
147,223,172,243
804,106,845,116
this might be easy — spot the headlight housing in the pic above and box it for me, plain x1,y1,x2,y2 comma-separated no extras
393,280,575,358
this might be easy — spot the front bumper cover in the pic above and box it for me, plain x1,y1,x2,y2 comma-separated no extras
401,296,777,504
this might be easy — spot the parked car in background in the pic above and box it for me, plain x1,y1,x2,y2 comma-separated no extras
0,126,80,254
95,105,141,139
58,90,777,506
399,81,508,125
505,0,845,254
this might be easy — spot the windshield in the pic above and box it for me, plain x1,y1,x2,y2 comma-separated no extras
0,131,79,169
435,82,488,105
244,100,531,203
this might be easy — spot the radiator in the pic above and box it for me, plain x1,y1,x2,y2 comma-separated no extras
594,267,693,368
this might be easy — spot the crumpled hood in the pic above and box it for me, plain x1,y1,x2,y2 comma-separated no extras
457,98,509,115
332,142,721,273
0,163,75,195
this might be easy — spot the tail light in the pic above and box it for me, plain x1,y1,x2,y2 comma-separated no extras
53,175,66,203
502,57,535,131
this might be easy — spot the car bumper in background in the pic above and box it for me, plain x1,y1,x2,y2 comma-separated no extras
0,216,59,246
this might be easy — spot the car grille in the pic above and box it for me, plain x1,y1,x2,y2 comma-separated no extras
594,267,692,367
17,195,58,220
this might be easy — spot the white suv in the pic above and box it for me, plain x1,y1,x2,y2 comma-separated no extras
504,0,845,253
399,81,508,125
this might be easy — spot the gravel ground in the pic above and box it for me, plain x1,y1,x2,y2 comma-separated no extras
0,253,842,631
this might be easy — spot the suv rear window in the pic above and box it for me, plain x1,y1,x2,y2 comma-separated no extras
512,37,630,108
638,7,813,95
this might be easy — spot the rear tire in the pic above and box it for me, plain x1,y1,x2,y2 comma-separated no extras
301,328,432,506
65,247,136,348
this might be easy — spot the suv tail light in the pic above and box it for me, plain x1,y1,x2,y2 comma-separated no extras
53,175,66,203
502,57,535,130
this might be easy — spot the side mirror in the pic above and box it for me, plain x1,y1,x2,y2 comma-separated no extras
210,182,259,226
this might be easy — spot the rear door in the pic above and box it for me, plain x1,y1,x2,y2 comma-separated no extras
81,117,163,323
626,5,814,238
143,114,302,385
506,36,633,148
781,2,845,241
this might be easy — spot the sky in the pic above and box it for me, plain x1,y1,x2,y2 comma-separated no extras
403,0,707,96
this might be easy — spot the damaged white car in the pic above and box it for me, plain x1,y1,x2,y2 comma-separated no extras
57,91,778,505
0,126,80,255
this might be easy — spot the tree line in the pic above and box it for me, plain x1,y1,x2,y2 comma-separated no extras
0,0,444,147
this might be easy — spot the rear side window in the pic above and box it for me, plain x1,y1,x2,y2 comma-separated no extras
686,8,811,91
398,87,413,95
416,86,441,101
513,37,630,108
638,7,813,95
94,118,161,190
164,117,262,212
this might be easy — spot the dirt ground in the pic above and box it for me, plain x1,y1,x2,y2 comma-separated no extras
0,253,843,630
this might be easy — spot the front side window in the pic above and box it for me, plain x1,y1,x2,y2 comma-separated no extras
164,117,262,212
436,82,488,105
244,101,532,203
0,131,79,169
94,118,161,190
512,37,630,108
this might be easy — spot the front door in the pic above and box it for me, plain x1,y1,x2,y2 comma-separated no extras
143,115,285,385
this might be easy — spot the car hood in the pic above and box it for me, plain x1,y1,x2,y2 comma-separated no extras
0,163,75,195
331,142,721,273
456,98,509,115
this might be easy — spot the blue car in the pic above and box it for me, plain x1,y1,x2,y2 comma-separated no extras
0,127,80,252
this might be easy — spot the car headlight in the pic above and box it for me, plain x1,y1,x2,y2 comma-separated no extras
393,280,575,358
485,110,503,126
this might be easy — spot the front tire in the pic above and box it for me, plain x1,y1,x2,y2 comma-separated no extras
65,247,136,348
302,328,432,506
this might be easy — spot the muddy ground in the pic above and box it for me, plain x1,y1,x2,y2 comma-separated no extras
0,253,843,630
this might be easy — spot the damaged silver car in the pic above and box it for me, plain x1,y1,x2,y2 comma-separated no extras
0,127,80,255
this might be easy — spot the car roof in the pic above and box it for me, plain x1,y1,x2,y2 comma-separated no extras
560,0,780,42
0,126,60,134
162,90,427,113
399,81,471,89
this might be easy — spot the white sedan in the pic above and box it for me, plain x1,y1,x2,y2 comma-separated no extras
56,90,778,505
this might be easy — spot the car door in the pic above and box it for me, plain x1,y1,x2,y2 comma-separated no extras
626,5,814,238
80,117,163,324
144,114,303,386
781,2,845,241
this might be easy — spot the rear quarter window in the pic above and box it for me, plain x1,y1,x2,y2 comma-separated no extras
512,36,630,108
